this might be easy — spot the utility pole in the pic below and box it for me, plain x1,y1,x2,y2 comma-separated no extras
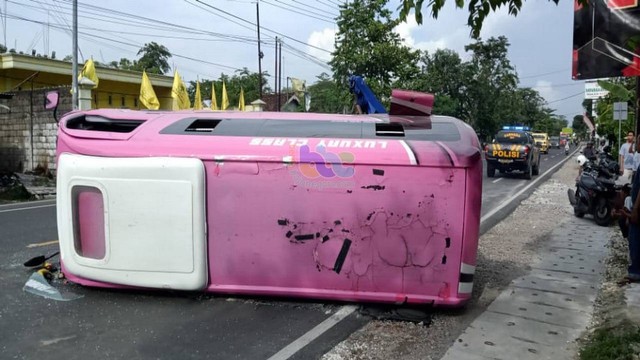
278,40,282,111
256,0,263,100
3,0,7,47
72,0,78,109
274,37,279,111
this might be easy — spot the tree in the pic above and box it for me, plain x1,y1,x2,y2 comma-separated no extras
136,42,171,74
307,73,351,113
462,36,519,139
591,77,636,148
330,0,420,106
118,58,136,70
187,68,271,108
572,114,588,137
414,49,465,117
398,0,578,39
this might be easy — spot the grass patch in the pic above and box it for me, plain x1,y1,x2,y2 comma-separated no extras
581,321,640,360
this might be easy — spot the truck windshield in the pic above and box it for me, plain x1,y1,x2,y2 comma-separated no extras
495,131,528,144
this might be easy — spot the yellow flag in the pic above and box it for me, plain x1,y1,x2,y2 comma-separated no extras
79,59,99,88
221,81,229,110
171,70,190,110
211,82,218,110
139,70,160,110
290,77,306,98
238,88,245,111
194,81,203,110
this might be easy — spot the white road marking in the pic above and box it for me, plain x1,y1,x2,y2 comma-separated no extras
27,240,59,248
0,199,55,208
267,306,357,360
0,204,55,213
40,335,77,346
492,178,503,184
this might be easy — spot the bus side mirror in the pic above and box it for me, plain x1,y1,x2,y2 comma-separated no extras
44,91,59,123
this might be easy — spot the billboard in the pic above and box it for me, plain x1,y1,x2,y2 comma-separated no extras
573,0,640,80
584,80,610,99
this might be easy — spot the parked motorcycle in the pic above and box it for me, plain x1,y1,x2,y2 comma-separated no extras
568,155,622,226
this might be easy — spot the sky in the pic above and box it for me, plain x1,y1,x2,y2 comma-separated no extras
3,0,583,121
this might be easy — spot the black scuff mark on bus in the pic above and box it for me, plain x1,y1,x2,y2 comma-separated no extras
322,235,330,243
373,169,385,176
294,234,315,241
446,171,455,183
285,231,293,238
347,190,353,194
366,212,375,221
333,239,352,274
334,220,342,226
278,219,289,226
361,185,385,191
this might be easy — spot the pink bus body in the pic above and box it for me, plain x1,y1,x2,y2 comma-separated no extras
56,98,482,307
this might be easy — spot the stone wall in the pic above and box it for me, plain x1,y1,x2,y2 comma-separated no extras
0,86,72,173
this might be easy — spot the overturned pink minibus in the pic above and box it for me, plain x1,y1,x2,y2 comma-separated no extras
56,91,482,307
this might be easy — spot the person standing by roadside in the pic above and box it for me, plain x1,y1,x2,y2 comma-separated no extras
620,131,635,185
623,163,640,283
619,134,640,284
634,138,640,179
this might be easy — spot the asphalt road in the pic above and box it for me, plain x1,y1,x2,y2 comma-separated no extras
0,147,574,360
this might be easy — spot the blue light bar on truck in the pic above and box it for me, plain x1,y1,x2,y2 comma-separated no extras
502,126,530,131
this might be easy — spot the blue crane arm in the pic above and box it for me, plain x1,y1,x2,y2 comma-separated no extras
348,75,387,114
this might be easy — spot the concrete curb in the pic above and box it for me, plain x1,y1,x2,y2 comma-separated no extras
441,218,611,360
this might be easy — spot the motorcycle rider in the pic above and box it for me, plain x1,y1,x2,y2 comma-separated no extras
565,142,570,155
583,142,597,161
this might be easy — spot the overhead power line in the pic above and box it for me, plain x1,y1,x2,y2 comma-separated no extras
316,0,342,9
5,13,243,72
22,0,262,44
547,91,584,104
261,0,334,23
519,68,571,79
191,0,331,54
290,0,339,17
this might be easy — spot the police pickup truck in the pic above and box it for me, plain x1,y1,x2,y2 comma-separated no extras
484,126,541,180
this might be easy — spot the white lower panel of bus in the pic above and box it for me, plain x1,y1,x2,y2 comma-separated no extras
57,153,208,290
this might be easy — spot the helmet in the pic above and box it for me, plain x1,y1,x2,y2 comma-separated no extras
577,154,588,166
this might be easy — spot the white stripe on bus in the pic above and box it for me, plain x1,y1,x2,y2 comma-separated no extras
399,140,417,165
